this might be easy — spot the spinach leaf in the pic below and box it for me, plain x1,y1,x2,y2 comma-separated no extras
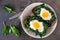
39,30,46,37
43,22,49,30
2,22,9,35
4,6,16,13
10,25,20,36
4,6,12,13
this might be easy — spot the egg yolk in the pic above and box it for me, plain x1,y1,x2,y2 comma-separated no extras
33,22,40,29
42,11,49,18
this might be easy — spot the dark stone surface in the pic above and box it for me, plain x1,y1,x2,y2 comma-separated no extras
0,0,60,40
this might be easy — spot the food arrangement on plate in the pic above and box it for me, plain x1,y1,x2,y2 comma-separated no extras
23,4,56,37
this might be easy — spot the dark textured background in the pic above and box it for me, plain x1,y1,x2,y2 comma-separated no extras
0,0,60,40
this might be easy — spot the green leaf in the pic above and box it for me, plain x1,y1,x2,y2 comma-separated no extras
10,25,20,36
39,30,46,37
4,6,12,13
9,28,13,34
2,22,9,35
43,22,48,30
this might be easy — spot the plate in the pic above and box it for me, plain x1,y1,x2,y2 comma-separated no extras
19,2,57,38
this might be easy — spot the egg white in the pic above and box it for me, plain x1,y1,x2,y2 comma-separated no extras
40,8,52,20
30,20,44,32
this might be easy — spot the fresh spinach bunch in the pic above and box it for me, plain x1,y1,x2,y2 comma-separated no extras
2,22,20,36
